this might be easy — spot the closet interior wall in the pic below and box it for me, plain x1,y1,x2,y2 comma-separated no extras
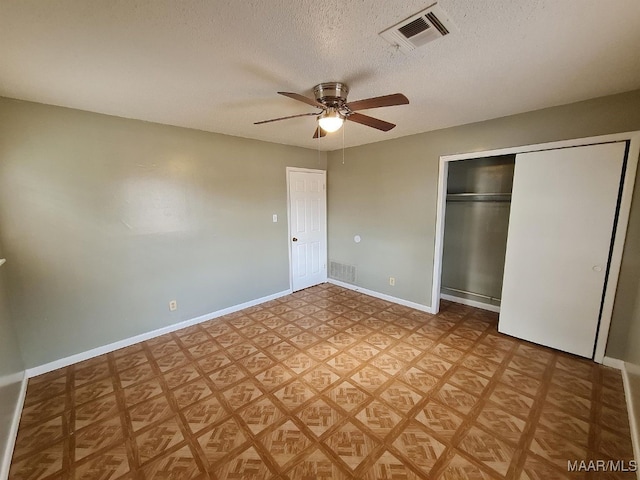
441,155,515,308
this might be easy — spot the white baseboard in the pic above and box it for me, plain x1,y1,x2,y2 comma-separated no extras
602,356,625,369
1,371,27,480
328,279,436,314
440,293,501,313
617,359,640,479
26,289,292,378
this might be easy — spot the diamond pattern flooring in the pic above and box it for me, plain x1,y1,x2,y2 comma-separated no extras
9,284,635,479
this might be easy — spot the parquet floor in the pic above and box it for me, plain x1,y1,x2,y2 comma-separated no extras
9,284,635,479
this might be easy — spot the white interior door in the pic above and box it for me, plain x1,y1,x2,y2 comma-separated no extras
499,142,626,358
288,169,327,291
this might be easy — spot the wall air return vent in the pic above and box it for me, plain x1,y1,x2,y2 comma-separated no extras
380,3,455,53
329,261,357,284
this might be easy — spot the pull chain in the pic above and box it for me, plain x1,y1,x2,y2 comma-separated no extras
342,121,345,165
317,123,321,164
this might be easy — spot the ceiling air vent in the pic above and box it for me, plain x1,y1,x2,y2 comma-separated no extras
380,3,455,53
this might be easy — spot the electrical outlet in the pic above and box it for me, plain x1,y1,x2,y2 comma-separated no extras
169,300,177,311
389,277,395,286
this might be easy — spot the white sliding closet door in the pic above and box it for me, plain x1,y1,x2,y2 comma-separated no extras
499,142,626,358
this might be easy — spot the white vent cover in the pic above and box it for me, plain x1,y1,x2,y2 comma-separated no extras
380,3,455,53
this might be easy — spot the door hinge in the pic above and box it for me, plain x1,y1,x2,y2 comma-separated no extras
323,183,326,191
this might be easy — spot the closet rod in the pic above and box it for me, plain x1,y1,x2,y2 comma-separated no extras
447,193,511,197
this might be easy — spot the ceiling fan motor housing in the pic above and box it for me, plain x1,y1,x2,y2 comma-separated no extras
314,82,349,107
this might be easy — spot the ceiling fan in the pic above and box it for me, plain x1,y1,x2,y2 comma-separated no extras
254,82,409,138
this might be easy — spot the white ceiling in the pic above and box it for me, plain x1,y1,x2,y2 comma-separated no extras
1,0,640,151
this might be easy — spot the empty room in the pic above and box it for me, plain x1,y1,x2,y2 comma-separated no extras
2,1,640,479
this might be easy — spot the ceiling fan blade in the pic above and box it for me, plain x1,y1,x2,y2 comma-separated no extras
254,112,319,125
278,91,324,108
346,93,409,111
347,112,396,131
313,127,327,139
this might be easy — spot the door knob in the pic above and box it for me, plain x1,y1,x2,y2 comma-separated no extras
292,237,298,242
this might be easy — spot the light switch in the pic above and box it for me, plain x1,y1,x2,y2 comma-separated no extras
272,214,278,223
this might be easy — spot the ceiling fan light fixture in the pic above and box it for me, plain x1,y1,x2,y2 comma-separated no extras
318,108,345,133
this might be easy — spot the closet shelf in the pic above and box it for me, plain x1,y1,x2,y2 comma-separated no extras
446,192,511,203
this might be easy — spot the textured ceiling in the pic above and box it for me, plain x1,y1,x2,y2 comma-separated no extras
1,0,640,151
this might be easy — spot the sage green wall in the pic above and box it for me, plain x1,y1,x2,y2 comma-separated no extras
0,97,326,368
613,174,640,364
0,247,25,476
327,89,640,361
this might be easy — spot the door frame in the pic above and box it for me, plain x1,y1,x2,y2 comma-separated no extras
286,167,328,292
431,131,640,363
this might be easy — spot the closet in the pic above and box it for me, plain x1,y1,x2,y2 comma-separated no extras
440,155,515,310
434,134,639,361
